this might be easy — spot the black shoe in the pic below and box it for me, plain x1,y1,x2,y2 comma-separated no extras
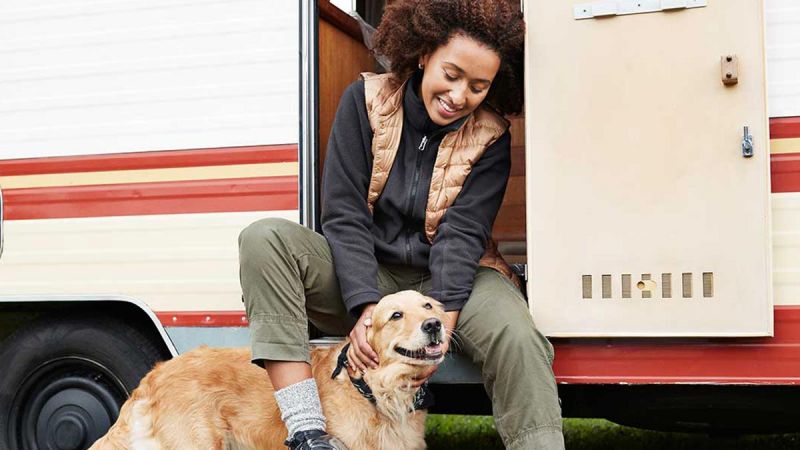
284,429,349,450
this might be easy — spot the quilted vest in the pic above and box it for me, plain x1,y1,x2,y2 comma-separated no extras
360,72,519,287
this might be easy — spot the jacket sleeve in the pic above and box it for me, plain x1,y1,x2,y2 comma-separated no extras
320,80,383,316
427,130,512,311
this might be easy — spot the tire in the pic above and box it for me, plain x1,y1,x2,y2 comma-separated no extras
0,315,166,450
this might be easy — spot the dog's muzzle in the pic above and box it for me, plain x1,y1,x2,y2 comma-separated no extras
394,318,445,360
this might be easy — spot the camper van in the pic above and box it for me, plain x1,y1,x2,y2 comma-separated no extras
0,0,798,447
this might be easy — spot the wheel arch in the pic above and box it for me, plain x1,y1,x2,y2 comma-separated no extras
0,294,177,359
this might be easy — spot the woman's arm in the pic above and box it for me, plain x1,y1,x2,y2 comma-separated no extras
320,80,383,316
427,130,512,311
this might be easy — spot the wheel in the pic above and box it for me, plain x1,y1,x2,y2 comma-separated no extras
0,315,166,450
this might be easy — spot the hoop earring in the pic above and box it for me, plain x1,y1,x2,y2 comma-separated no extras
418,63,424,70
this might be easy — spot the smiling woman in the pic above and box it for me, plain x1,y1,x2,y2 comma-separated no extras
416,36,500,126
371,0,525,117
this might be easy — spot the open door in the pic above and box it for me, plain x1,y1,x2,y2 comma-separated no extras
525,0,773,336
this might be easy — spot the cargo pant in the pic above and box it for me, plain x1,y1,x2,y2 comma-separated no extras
238,218,565,449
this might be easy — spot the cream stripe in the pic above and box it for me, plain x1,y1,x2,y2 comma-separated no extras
770,138,800,155
0,162,298,189
0,210,299,311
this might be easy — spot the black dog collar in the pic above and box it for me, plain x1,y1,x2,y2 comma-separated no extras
330,343,434,411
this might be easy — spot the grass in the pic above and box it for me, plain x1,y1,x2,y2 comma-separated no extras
425,416,800,449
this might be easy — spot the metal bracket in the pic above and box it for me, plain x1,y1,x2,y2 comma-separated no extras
574,0,707,20
721,55,739,86
742,126,754,158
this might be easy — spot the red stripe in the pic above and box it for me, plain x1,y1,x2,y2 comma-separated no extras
771,117,800,140
158,311,248,327
770,117,800,193
0,145,297,176
160,307,800,385
0,121,792,176
771,153,800,193
4,176,297,220
552,306,800,385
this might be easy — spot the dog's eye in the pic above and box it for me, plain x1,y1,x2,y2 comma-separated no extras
423,303,433,310
390,312,403,320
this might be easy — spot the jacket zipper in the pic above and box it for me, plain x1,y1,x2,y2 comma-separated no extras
405,133,437,264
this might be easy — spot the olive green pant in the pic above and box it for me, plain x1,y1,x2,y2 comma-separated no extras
238,218,564,449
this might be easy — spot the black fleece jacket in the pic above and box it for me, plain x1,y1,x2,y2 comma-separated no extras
321,71,511,315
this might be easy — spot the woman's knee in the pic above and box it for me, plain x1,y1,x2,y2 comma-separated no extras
238,218,302,263
239,217,297,248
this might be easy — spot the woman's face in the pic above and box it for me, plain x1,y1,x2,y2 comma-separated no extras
418,34,501,126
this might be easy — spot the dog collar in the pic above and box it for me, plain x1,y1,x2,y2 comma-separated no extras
330,343,434,411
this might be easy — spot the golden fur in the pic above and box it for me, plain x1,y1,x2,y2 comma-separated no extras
89,290,447,450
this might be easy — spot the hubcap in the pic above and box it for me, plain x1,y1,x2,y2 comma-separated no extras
9,357,128,450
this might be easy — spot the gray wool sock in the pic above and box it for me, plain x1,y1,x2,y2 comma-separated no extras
274,378,327,437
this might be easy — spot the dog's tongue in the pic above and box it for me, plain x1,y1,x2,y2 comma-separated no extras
425,343,443,355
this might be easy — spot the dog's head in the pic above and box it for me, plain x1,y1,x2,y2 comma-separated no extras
367,290,448,367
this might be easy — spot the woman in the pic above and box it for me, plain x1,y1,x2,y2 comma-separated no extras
238,1,564,448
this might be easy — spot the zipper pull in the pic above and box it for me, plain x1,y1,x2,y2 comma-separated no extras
418,135,428,151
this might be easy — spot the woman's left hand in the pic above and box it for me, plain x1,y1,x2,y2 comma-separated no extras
411,310,459,388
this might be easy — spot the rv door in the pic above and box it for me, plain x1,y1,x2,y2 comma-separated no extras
525,0,772,337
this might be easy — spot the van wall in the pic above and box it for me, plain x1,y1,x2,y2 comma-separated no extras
0,0,298,159
767,0,800,118
0,1,300,315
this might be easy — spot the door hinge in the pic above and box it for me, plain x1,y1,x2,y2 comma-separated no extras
574,0,707,20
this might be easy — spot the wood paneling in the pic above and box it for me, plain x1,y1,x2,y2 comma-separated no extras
496,115,526,244
318,1,362,41
318,3,376,171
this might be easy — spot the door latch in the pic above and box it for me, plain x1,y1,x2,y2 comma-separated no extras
742,126,754,158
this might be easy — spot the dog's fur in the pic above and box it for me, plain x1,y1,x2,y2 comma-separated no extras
89,290,448,450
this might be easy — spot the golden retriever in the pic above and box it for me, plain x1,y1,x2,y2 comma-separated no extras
89,290,448,450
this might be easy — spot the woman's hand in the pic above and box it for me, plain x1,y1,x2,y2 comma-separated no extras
411,310,459,388
347,303,380,373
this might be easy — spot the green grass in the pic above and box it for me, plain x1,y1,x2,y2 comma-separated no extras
425,416,800,449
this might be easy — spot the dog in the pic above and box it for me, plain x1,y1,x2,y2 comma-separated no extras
89,290,449,450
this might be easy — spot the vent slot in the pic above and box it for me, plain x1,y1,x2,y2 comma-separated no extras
602,274,612,298
662,273,672,298
703,272,714,297
621,274,631,298
582,275,592,299
682,273,693,298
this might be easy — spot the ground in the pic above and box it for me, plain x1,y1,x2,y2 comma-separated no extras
425,416,800,450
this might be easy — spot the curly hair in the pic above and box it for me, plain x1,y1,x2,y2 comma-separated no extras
371,0,525,115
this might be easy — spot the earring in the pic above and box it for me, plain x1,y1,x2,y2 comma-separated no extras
418,63,423,70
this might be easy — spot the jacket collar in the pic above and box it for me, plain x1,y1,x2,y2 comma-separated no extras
403,69,468,136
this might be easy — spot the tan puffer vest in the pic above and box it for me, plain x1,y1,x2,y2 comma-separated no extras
361,72,519,287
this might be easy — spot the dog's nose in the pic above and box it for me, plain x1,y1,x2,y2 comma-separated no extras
422,318,442,334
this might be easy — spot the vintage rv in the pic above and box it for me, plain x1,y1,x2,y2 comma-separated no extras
0,0,798,448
